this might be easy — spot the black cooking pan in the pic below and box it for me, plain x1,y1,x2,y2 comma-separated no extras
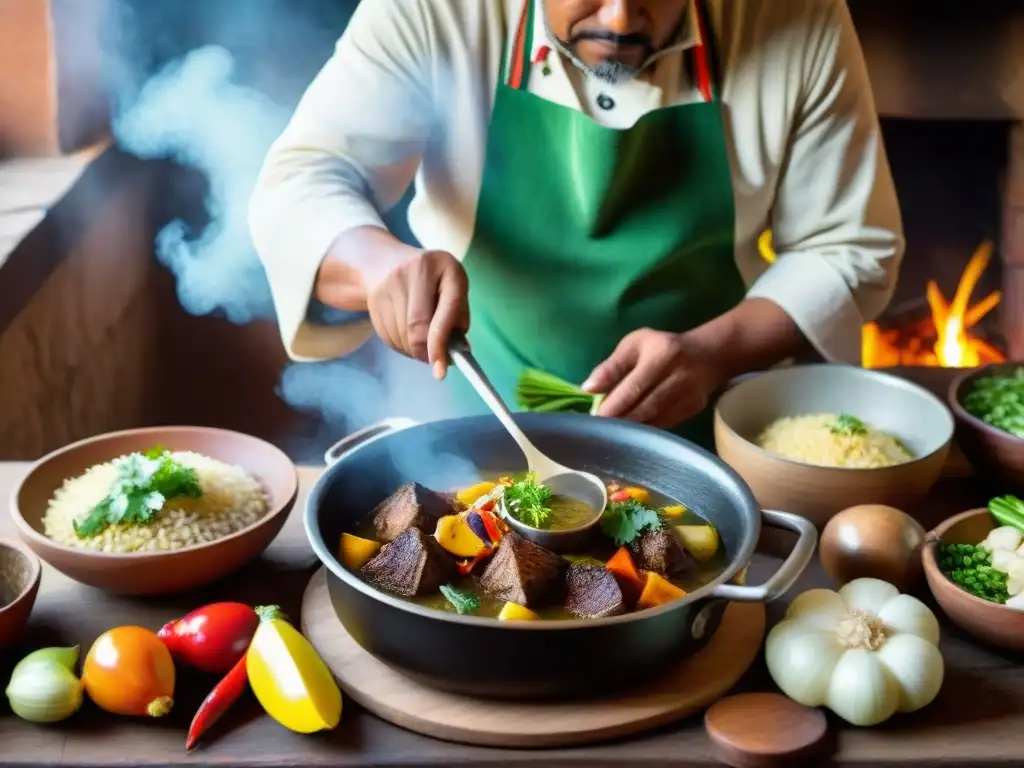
305,413,816,699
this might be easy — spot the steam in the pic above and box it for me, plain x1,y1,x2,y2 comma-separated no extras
107,15,478,462
115,46,280,323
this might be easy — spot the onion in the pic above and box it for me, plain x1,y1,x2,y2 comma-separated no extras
820,505,926,590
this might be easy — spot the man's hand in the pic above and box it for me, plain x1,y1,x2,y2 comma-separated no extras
366,249,469,379
581,329,722,429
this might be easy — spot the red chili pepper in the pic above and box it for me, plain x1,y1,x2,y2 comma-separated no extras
457,548,494,575
609,490,631,503
480,499,496,513
479,510,504,544
158,602,258,675
185,654,249,751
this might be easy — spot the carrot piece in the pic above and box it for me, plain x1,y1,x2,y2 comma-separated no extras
637,572,687,610
605,547,646,603
609,490,631,503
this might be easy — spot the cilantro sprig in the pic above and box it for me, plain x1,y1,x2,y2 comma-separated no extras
829,413,868,437
501,472,553,529
439,584,480,615
73,447,202,538
600,499,662,547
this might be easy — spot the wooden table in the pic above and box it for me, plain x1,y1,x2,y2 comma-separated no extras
2,461,1023,767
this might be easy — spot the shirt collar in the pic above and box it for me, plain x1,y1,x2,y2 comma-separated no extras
532,0,700,72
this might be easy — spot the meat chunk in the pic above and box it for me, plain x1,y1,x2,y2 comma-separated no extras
564,565,626,619
630,528,696,577
361,527,456,597
371,483,458,543
479,532,565,607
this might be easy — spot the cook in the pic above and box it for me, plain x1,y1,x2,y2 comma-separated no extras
249,0,904,445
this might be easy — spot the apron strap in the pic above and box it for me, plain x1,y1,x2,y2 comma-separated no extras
691,0,721,103
504,0,535,91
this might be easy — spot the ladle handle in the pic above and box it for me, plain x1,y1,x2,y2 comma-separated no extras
448,335,545,466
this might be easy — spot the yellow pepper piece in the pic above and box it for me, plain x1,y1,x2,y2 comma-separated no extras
434,514,489,558
624,487,650,504
247,606,342,734
661,504,687,519
674,524,720,563
498,602,539,621
733,565,748,586
339,533,381,571
456,481,497,506
637,572,687,610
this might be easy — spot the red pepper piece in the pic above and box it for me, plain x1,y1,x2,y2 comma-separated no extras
158,602,258,675
457,548,495,575
479,510,504,544
609,490,630,503
185,654,249,751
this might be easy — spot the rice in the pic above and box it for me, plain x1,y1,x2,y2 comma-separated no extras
755,413,913,469
42,451,270,553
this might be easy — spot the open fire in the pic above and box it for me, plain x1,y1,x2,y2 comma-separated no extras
758,233,1006,369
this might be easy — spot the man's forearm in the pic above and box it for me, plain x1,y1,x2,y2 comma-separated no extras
685,298,810,388
314,226,422,311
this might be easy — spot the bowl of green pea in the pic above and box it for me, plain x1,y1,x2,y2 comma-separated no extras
949,363,1024,488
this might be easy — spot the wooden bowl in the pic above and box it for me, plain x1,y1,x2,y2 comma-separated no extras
922,507,1024,652
9,427,298,595
714,364,953,529
0,538,42,649
948,363,1024,489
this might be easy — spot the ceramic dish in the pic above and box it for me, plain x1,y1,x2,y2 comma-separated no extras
948,363,1024,487
0,538,42,649
714,364,954,528
10,426,298,595
922,508,1024,652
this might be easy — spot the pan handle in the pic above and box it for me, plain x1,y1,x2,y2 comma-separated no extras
711,510,818,602
323,417,420,466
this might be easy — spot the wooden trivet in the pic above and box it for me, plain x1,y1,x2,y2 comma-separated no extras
704,692,829,767
300,568,766,748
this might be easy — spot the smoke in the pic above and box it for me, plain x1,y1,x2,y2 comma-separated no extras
105,1,480,463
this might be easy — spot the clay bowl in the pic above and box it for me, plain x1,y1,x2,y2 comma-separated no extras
922,508,1024,651
715,364,953,529
948,363,1024,489
0,539,42,649
10,427,298,596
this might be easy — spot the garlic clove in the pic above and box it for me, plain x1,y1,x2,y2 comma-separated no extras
876,634,944,713
991,549,1019,574
784,588,847,628
765,623,845,706
839,578,900,616
982,526,1022,553
826,648,900,727
877,594,941,646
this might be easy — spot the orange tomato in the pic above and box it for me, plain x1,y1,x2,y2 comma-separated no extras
82,626,175,717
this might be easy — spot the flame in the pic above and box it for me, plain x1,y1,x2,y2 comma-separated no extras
759,231,1006,368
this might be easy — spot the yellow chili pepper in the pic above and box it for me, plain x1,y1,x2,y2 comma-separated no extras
246,606,342,734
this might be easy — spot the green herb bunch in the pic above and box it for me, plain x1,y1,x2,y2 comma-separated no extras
439,584,480,615
600,500,662,547
937,542,1009,604
501,472,553,529
73,447,202,538
963,369,1024,438
515,369,605,415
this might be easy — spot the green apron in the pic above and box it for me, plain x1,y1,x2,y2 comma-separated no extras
452,0,746,447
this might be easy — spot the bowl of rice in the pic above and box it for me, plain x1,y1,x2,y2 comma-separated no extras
9,426,298,595
714,365,954,528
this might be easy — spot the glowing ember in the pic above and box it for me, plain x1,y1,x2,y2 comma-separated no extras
758,233,1006,369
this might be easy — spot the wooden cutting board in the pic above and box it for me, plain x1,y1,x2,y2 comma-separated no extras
300,568,767,748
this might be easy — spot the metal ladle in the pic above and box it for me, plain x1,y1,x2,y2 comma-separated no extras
448,335,608,552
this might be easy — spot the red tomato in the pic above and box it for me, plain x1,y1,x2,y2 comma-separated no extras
157,602,258,675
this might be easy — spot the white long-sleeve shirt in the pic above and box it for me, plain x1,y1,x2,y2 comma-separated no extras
250,0,904,365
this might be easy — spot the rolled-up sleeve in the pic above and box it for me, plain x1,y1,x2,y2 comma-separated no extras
746,0,904,365
249,0,434,361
